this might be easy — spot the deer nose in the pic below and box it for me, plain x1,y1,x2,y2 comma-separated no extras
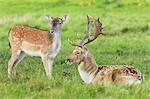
67,59,72,62
66,58,73,65
50,30,54,34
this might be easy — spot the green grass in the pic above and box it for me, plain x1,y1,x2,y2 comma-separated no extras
0,0,150,99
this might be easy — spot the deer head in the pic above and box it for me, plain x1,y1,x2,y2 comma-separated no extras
67,15,103,65
67,46,89,65
46,14,68,34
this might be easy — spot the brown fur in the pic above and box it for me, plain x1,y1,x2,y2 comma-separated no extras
8,26,53,79
8,15,68,79
67,46,143,84
9,26,53,54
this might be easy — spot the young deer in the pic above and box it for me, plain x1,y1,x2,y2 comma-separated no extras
67,15,143,84
8,15,68,79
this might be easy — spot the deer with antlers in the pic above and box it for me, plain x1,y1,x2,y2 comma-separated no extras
67,15,143,84
8,15,68,79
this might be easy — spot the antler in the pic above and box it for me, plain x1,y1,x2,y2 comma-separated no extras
81,15,93,41
82,17,103,46
68,15,103,47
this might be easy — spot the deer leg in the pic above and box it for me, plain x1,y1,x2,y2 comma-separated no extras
8,51,26,79
13,51,26,74
42,55,54,79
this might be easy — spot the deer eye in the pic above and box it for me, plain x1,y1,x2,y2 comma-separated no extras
58,20,62,24
76,52,80,55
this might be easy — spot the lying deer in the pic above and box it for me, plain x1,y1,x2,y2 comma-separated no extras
8,15,68,79
67,15,143,84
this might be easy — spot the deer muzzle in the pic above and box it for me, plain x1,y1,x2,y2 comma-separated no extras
66,58,74,65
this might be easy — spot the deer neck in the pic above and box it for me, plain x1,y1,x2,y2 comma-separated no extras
53,30,61,42
78,52,98,83
50,30,61,58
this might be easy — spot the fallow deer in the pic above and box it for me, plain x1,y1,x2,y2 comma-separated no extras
8,15,68,79
67,15,143,84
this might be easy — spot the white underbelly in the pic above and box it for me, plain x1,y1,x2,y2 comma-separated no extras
22,49,41,56
21,41,41,56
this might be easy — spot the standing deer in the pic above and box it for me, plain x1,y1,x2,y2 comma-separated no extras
67,15,143,84
8,15,68,79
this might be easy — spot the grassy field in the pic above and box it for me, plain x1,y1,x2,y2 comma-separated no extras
0,0,150,99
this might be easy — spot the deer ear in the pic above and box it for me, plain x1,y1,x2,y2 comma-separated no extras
45,14,53,21
61,15,68,22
